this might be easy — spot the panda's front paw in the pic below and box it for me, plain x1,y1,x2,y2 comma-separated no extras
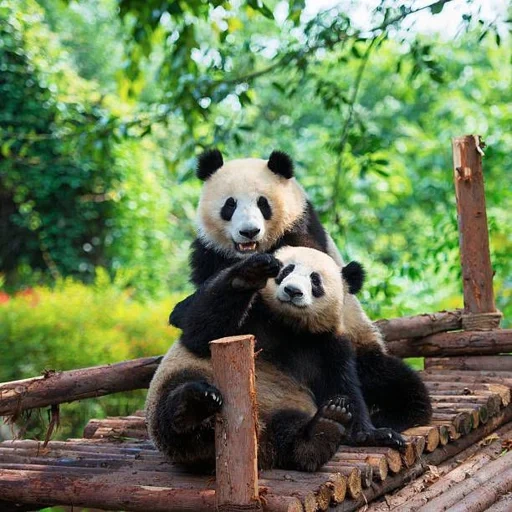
169,381,223,433
232,254,282,290
353,427,405,452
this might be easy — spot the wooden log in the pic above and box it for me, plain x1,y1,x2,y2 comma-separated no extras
387,329,512,358
210,335,261,512
403,435,425,458
430,394,500,416
422,368,512,383
425,355,512,372
436,424,450,445
375,429,506,511
483,493,512,512
374,309,463,341
423,381,511,406
331,404,512,512
417,450,512,511
0,356,162,417
431,411,472,435
334,447,401,473
430,421,460,441
83,417,147,438
402,426,439,453
319,465,361,498
332,453,387,482
452,135,496,314
432,406,482,429
401,442,417,468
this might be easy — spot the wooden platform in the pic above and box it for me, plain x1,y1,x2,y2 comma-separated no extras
2,368,512,512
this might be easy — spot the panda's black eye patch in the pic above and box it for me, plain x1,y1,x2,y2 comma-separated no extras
257,196,272,220
220,197,237,221
310,272,325,298
275,264,295,285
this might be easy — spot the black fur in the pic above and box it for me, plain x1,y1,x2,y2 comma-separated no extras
220,197,236,221
357,347,432,432
197,149,224,181
172,254,405,467
342,261,365,294
257,196,272,220
310,272,325,298
267,150,294,179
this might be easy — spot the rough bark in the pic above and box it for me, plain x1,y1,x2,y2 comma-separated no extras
374,310,463,341
452,135,496,314
0,356,162,417
402,426,440,453
424,356,512,372
387,329,512,358
210,335,261,512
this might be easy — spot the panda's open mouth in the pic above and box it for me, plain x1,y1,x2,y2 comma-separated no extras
235,242,258,253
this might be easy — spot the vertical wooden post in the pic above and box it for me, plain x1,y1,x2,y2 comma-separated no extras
210,335,262,512
452,135,496,314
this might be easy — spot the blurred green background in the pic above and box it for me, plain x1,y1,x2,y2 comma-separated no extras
1,0,511,446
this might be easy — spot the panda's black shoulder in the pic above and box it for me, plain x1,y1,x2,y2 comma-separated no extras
277,201,328,252
189,239,238,286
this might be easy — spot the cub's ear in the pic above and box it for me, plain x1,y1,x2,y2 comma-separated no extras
342,261,365,294
267,150,294,179
197,149,224,181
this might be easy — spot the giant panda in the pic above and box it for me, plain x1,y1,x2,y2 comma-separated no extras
147,247,405,473
170,149,432,432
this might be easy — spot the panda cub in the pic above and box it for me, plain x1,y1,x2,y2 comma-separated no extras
146,247,404,473
171,149,432,432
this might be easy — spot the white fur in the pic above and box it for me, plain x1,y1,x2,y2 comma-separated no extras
198,158,307,258
262,246,348,335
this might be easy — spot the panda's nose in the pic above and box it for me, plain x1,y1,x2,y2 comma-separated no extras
239,228,260,240
284,285,303,299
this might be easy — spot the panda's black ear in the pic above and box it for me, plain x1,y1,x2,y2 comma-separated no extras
197,149,224,181
267,150,294,179
342,261,365,294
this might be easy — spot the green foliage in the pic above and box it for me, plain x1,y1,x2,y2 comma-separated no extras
0,272,182,438
0,0,172,296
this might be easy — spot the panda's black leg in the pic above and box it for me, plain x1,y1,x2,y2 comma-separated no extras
357,349,432,432
269,397,352,472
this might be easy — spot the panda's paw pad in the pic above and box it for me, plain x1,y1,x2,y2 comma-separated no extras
234,254,282,289
320,396,353,426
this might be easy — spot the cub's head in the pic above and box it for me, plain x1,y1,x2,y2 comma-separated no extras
197,149,307,258
261,246,365,334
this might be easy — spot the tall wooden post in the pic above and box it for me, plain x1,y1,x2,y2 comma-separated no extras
452,135,496,315
210,335,262,512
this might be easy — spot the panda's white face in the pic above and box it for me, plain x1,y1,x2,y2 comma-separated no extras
261,246,347,334
198,158,307,258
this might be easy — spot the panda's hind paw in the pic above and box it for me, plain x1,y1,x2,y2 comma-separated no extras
320,396,353,426
170,382,223,433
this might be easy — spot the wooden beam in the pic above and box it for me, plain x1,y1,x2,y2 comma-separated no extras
374,310,463,341
424,355,512,372
387,329,512,358
210,335,261,512
452,135,496,314
0,356,162,417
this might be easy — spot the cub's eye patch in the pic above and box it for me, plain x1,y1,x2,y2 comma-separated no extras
220,197,237,221
275,264,295,285
310,272,325,298
257,196,272,220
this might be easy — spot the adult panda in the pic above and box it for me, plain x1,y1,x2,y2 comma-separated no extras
170,149,432,432
147,247,405,473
